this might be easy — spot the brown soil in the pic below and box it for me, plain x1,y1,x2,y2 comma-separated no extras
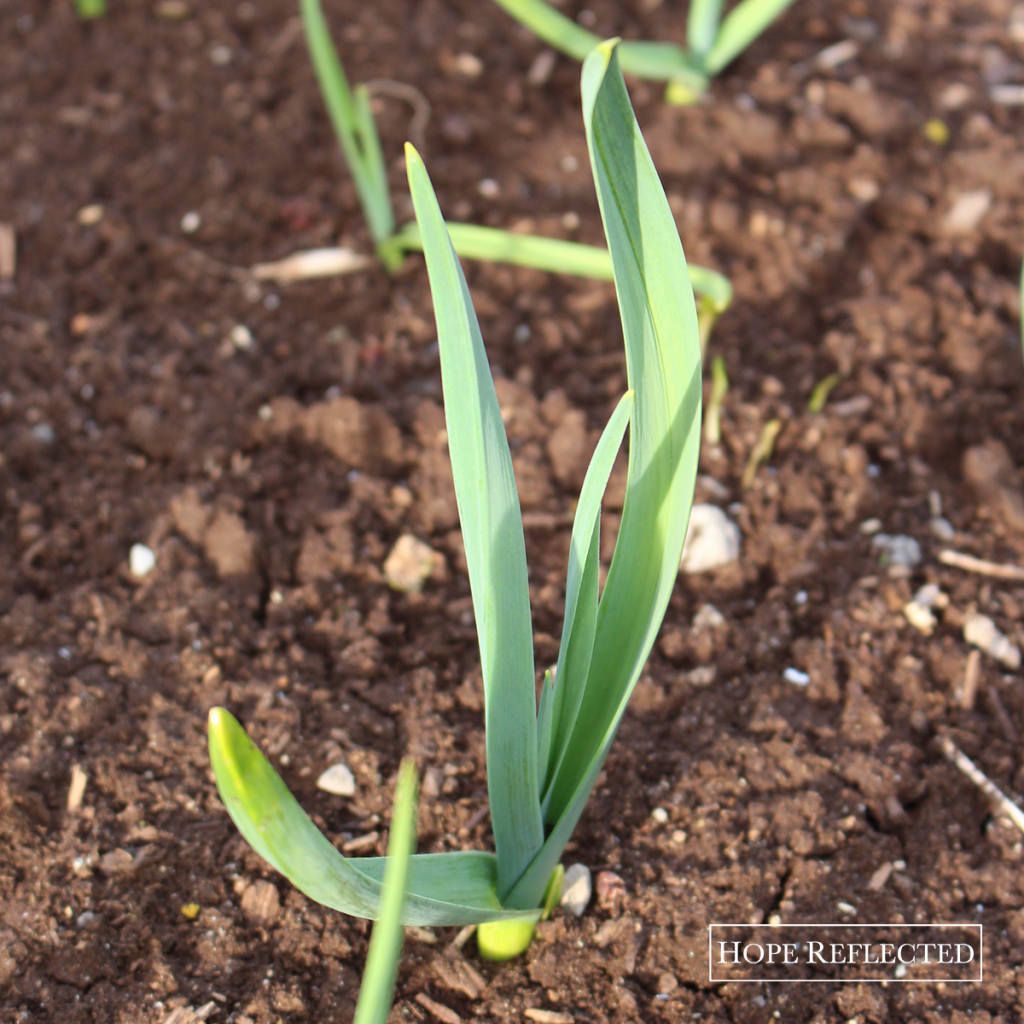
3,0,1024,1021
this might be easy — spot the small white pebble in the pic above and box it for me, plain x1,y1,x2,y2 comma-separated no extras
560,863,592,917
76,204,104,226
894,963,907,979
671,830,686,844
258,404,273,422
317,763,356,797
561,211,580,230
477,178,499,199
230,324,254,350
180,211,201,233
560,154,579,173
836,901,857,915
129,543,156,578
452,52,483,77
31,423,56,444
783,667,810,686
680,505,741,574
794,590,808,605
651,807,669,824
964,613,1021,669
859,517,882,534
210,44,233,65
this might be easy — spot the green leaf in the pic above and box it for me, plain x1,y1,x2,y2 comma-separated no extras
540,390,633,805
704,0,798,76
687,0,723,60
393,222,732,311
490,0,600,60
536,668,555,790
405,144,545,901
208,708,531,925
353,757,417,1024
300,0,394,247
509,40,701,908
489,0,698,83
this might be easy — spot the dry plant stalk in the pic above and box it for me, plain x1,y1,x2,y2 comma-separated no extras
938,734,1024,836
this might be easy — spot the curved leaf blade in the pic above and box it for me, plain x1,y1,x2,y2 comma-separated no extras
404,145,545,901
525,40,701,903
704,0,798,76
208,708,526,925
541,389,633,805
393,223,733,313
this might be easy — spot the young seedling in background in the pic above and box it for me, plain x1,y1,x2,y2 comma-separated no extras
74,0,107,18
209,40,701,960
491,0,798,103
292,0,732,336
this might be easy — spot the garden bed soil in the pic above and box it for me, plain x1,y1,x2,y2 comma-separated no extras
3,0,1024,1020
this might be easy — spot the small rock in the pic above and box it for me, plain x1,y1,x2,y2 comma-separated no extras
680,505,740,574
903,583,948,635
943,190,991,235
98,848,135,875
180,211,201,233
903,600,936,635
685,665,716,687
0,222,15,280
452,52,483,77
964,613,1021,669
656,972,678,996
783,667,810,686
180,902,200,920
560,863,592,917
871,533,921,568
240,879,280,926
929,516,955,541
692,603,726,630
129,543,156,578
596,870,625,913
316,762,356,797
67,763,88,811
230,324,254,351
31,422,56,444
651,807,669,824
384,534,443,593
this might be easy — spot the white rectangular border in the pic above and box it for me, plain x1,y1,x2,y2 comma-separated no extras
708,923,983,983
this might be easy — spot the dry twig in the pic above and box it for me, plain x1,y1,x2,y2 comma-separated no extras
938,734,1024,836
938,549,1024,581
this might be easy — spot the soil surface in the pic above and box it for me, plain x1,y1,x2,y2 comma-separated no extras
3,0,1024,1021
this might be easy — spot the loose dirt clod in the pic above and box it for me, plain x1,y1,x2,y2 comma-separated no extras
203,510,255,577
240,879,281,926
415,992,462,1024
